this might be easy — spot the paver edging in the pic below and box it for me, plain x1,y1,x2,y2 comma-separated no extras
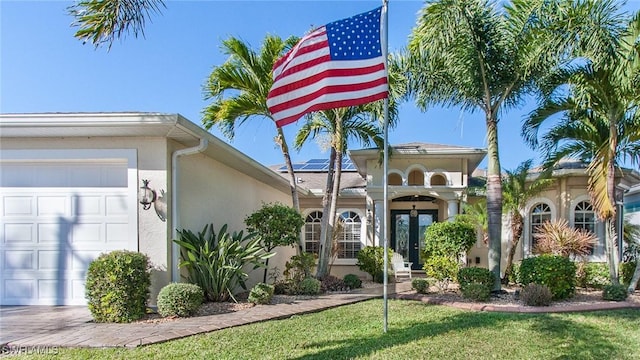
392,292,640,313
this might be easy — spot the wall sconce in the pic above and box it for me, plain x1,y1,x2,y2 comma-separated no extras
139,179,156,210
366,209,373,225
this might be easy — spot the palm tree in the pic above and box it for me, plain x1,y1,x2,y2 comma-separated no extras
522,12,640,285
294,105,389,278
403,0,618,290
68,0,165,49
501,160,553,283
202,35,303,217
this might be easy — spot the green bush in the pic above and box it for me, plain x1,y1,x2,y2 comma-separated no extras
356,246,392,282
457,267,495,292
85,250,151,323
157,283,204,317
508,262,521,285
520,283,553,306
174,223,273,302
461,283,491,302
343,274,362,289
248,283,275,304
621,261,639,290
284,252,316,283
519,255,576,300
411,278,431,294
298,277,321,295
576,262,610,289
422,221,476,259
423,255,459,291
602,284,628,301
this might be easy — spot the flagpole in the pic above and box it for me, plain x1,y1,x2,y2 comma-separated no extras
381,0,389,334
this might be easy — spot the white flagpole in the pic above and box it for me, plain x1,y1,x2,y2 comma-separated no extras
381,0,389,334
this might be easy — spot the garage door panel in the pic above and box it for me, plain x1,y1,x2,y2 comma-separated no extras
38,223,66,243
3,196,34,216
4,279,35,301
38,196,69,216
71,223,103,244
3,223,35,243
106,195,128,215
4,250,35,270
73,195,103,216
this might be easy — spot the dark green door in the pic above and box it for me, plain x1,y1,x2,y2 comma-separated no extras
391,209,438,270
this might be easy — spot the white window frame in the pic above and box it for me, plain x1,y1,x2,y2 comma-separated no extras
523,198,556,256
301,208,366,265
570,195,604,261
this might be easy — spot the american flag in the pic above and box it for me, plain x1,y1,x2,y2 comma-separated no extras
267,7,389,128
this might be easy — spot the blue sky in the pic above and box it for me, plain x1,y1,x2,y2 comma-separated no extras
1,0,639,170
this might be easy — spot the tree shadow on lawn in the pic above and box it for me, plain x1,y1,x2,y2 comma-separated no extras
292,302,640,360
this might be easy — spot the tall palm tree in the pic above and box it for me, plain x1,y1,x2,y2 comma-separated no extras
294,105,390,278
501,160,553,284
202,35,303,216
68,0,165,49
522,12,640,284
403,0,618,290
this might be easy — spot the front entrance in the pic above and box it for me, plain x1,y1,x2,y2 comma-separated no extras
390,209,438,270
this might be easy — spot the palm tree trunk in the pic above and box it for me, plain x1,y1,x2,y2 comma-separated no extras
605,121,620,284
628,260,640,293
276,127,302,254
316,148,337,278
605,218,620,285
502,211,523,284
486,116,503,291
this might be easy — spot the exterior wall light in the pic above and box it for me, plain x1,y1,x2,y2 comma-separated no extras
139,179,156,210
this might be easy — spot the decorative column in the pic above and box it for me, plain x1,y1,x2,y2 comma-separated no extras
374,200,384,247
447,199,459,222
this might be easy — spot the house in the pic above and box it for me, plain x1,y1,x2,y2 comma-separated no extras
1,112,638,305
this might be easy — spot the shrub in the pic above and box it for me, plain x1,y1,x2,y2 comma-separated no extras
621,261,639,290
423,255,459,291
508,262,521,285
457,267,495,292
461,283,491,302
356,246,392,282
575,262,610,289
411,278,431,294
533,219,596,258
320,275,349,292
244,203,305,282
284,252,316,283
248,283,275,304
422,221,476,259
602,284,629,302
298,277,321,295
519,255,576,300
85,250,151,323
174,223,273,302
157,283,204,317
520,283,553,306
343,274,362,289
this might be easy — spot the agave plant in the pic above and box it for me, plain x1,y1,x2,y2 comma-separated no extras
533,219,597,258
174,223,274,302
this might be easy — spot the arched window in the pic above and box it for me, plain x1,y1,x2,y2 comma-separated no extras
407,170,424,186
337,211,362,259
388,173,402,186
574,201,597,255
530,203,551,250
430,174,446,186
304,211,322,255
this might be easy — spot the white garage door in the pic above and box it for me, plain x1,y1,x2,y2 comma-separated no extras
0,150,138,305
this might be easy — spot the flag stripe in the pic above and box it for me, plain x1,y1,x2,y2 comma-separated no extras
267,6,388,127
276,91,388,128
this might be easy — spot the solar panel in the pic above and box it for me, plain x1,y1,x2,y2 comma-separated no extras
277,158,357,172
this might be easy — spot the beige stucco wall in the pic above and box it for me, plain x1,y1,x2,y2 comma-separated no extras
174,145,293,290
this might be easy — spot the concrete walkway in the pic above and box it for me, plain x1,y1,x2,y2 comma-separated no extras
2,281,639,349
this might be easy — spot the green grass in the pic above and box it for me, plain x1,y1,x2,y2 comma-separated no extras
15,299,640,359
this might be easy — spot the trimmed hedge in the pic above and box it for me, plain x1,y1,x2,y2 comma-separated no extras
157,283,204,317
457,267,495,291
85,250,151,323
343,274,362,289
519,255,576,300
248,283,275,304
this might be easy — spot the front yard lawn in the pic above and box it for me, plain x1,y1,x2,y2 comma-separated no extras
17,299,640,359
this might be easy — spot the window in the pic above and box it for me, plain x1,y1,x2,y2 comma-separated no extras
304,211,322,255
337,211,362,259
388,173,402,186
530,203,551,251
430,174,446,186
407,170,424,186
574,201,597,255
